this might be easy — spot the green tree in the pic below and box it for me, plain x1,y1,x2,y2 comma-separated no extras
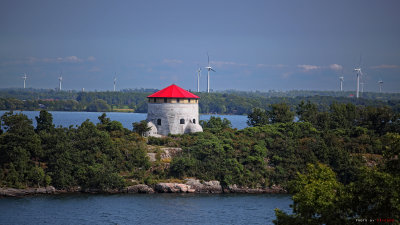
200,116,232,129
247,107,269,127
132,120,150,136
382,133,400,174
348,167,400,220
0,112,42,161
268,103,295,123
296,101,318,124
28,165,45,187
86,99,111,112
274,163,346,225
35,110,54,133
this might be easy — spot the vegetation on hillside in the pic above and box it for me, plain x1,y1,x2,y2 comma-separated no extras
0,100,399,223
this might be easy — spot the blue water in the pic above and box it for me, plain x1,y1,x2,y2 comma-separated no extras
0,111,248,130
0,194,292,225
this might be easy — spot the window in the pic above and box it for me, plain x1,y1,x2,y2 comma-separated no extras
180,119,185,124
148,99,150,102
193,119,196,124
153,98,156,103
177,98,180,103
188,99,191,103
164,98,167,103
157,119,161,125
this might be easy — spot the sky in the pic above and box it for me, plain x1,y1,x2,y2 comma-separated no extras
0,0,400,92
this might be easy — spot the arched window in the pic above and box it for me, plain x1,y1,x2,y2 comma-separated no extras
157,119,161,125
180,119,185,124
193,119,196,124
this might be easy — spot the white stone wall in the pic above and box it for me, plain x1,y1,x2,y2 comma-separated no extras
147,103,200,136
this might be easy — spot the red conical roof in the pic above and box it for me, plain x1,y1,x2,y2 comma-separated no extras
147,84,200,99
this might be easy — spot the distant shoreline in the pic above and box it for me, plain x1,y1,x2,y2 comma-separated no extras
0,182,287,198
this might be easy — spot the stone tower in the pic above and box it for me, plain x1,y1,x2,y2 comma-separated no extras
146,84,203,136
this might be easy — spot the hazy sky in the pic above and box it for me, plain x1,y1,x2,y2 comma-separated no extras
1,0,399,92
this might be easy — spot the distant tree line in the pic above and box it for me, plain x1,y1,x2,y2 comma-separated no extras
1,88,400,114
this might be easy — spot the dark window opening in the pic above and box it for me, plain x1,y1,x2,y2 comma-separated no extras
153,98,156,103
180,119,185,124
157,119,161,125
177,98,180,103
164,98,167,103
193,119,196,124
188,99,191,103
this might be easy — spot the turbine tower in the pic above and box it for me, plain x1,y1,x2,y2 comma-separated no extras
58,72,63,91
113,74,117,92
205,53,215,93
354,56,363,98
354,68,362,98
22,73,27,89
378,79,383,93
339,76,344,91
197,67,201,92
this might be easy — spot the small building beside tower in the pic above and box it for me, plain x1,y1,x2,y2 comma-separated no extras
146,84,203,136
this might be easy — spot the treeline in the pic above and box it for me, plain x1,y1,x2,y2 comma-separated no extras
151,102,398,223
0,111,150,189
0,102,399,221
1,88,400,114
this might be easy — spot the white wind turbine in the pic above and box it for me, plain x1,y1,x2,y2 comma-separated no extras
113,73,117,92
339,76,344,91
354,57,363,98
22,73,28,89
197,67,201,92
58,72,63,91
378,79,383,93
205,53,215,93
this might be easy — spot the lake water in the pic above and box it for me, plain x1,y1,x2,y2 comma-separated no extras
0,111,249,130
0,194,292,225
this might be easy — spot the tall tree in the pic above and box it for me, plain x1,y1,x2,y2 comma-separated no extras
35,110,54,133
268,103,295,123
247,107,269,127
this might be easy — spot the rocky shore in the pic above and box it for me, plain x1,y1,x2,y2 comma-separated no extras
0,179,286,197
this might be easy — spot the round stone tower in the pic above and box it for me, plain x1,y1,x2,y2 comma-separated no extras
146,84,203,136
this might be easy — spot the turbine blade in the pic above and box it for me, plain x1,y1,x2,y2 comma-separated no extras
211,68,216,72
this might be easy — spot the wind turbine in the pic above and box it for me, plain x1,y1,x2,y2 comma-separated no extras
58,72,63,91
22,73,27,89
378,79,383,93
113,73,117,92
339,76,344,91
205,53,215,93
354,57,363,98
197,66,201,92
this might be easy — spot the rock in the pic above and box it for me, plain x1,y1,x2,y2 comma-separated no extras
126,184,154,194
184,179,223,193
147,153,157,162
0,186,58,197
155,183,194,193
46,186,56,194
226,184,287,194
